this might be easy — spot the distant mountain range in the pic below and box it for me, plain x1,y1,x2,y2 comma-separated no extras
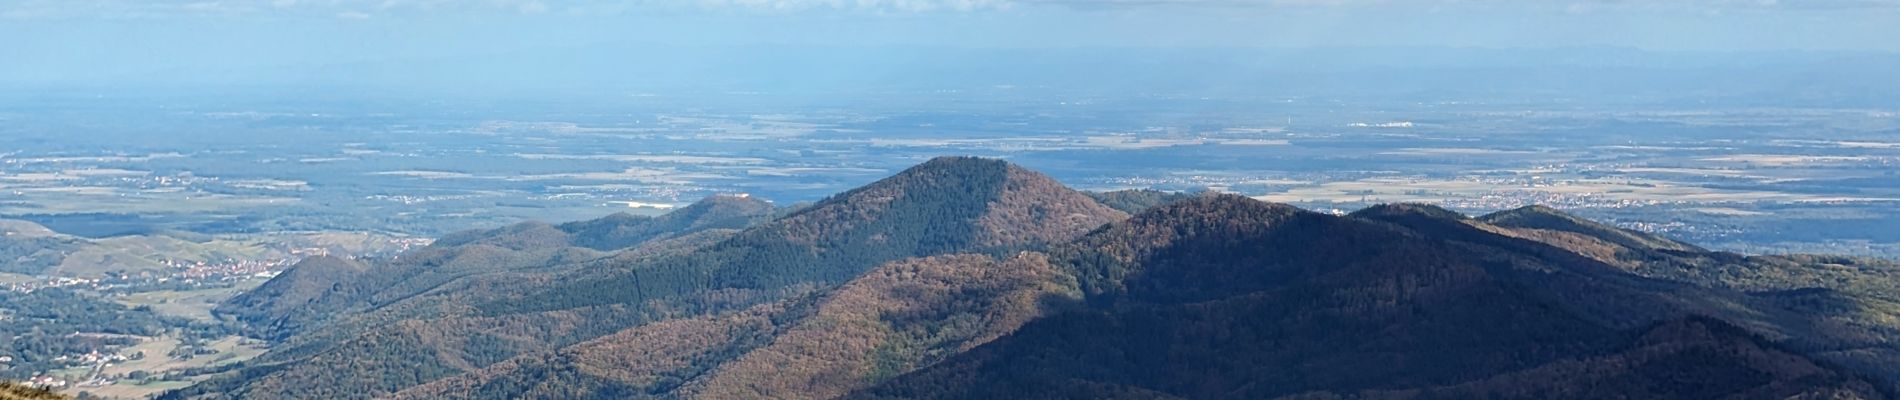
160,157,1900,399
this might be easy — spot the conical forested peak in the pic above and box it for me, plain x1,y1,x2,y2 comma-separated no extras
215,255,373,339
844,156,1018,199
864,156,1074,200
496,157,1125,317
775,156,1123,250
913,155,1012,173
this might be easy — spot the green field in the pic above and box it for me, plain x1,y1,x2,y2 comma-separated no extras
0,272,32,285
114,282,263,322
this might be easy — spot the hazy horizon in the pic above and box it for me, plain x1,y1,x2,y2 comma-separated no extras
7,0,1900,98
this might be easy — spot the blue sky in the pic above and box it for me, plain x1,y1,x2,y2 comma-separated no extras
4,0,1898,91
7,0,1897,49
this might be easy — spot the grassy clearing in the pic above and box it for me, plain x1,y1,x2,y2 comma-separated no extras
114,282,262,322
0,272,33,285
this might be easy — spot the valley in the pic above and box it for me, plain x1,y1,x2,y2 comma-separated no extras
0,219,423,398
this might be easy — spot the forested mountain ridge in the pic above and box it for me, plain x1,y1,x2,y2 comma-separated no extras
164,195,783,398
165,156,1127,399
430,193,776,252
1467,205,1900,386
1352,202,1900,390
161,157,1900,399
855,195,1890,399
205,194,778,341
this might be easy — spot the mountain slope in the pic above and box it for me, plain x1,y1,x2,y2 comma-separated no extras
215,256,371,336
676,253,1074,400
1306,317,1882,400
1480,205,1703,254
392,253,1079,400
1459,205,1900,390
492,156,1123,315
854,196,1886,399
170,156,1126,400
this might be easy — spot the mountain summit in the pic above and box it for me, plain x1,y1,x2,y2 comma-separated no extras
514,156,1126,309
761,156,1126,251
175,156,1130,399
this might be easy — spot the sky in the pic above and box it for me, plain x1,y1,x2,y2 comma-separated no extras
3,0,1898,92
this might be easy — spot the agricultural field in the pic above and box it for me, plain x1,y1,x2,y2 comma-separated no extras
115,282,263,323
